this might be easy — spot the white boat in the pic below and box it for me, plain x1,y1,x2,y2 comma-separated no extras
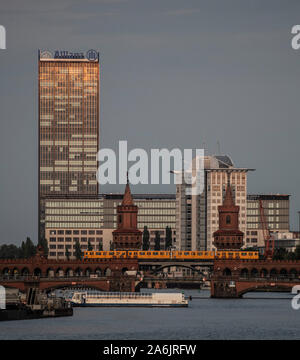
70,291,188,307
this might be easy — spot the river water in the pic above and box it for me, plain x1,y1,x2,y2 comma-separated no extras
0,289,299,340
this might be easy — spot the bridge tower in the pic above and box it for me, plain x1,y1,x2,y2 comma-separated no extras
112,174,142,250
213,175,244,250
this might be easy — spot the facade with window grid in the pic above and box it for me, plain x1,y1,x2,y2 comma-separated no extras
38,51,100,241
45,194,176,259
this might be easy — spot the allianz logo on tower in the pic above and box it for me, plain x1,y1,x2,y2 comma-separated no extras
39,49,99,61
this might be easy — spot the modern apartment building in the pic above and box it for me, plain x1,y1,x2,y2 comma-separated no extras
176,155,254,251
45,194,176,259
38,50,100,240
246,194,290,248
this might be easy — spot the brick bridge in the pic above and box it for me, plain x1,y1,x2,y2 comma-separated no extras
211,259,300,298
0,253,139,293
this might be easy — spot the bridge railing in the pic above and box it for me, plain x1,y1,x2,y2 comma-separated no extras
212,275,300,282
0,275,112,281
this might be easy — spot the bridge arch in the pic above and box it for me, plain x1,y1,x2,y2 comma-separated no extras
270,268,277,277
2,268,10,275
279,268,288,278
46,268,55,277
290,268,298,278
223,268,231,276
33,268,42,276
85,268,92,276
238,283,295,297
74,267,83,276
250,268,258,277
240,268,248,278
21,267,29,276
44,283,108,294
13,267,20,275
56,268,64,277
151,264,205,276
260,268,268,277
65,268,73,277
95,268,102,276
104,268,112,276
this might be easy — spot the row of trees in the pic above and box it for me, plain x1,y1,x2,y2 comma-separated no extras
0,237,48,259
142,226,173,251
272,246,300,261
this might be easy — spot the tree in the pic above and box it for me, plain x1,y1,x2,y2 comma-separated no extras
74,239,83,260
165,226,172,250
154,231,161,251
98,238,103,251
65,246,71,260
38,238,48,257
24,237,36,258
295,245,300,260
142,226,150,250
272,247,288,261
88,240,93,251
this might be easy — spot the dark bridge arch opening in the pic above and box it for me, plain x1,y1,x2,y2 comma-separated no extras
33,268,42,277
240,268,248,278
223,268,231,276
250,268,258,277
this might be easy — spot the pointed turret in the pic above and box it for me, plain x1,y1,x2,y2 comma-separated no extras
122,172,134,206
112,172,142,250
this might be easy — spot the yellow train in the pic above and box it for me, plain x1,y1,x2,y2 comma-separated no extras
83,250,259,260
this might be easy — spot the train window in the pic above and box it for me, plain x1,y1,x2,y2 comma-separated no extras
140,252,145,255
184,252,189,255
134,252,137,255
153,252,158,255
128,252,132,255
241,253,247,256
147,252,151,255
191,252,195,255
160,252,164,255
96,252,100,255
103,252,107,255
109,252,114,255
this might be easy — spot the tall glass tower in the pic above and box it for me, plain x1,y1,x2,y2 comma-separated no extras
38,50,100,240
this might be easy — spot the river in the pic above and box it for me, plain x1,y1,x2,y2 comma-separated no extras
0,289,299,340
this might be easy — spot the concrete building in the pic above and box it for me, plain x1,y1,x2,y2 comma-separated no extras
176,155,253,251
246,194,290,248
38,50,100,240
45,194,176,259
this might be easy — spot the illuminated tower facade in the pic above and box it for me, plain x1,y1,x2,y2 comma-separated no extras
38,50,100,240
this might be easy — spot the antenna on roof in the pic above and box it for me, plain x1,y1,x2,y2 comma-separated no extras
217,141,221,155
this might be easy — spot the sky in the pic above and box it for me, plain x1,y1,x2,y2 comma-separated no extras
0,0,300,245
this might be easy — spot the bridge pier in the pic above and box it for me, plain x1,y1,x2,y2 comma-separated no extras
210,278,239,298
